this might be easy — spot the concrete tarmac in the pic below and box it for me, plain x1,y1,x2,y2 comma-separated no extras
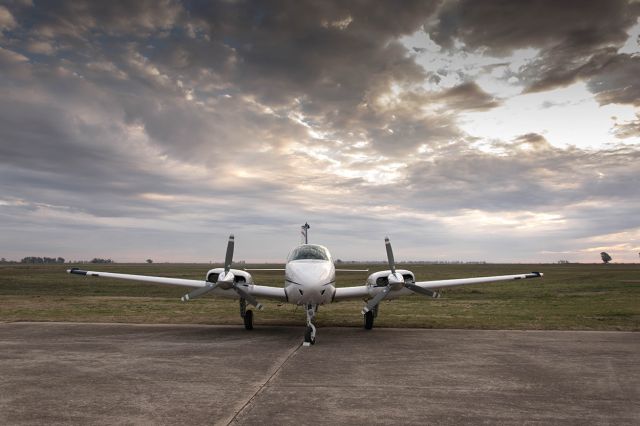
0,323,638,425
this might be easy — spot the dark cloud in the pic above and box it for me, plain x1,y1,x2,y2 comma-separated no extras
587,53,640,106
434,82,500,111
168,1,443,154
431,0,636,55
429,0,640,104
17,0,183,38
4,0,450,158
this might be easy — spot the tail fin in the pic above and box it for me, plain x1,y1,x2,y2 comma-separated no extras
300,222,310,244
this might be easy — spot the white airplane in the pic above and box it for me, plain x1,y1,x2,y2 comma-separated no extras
67,225,543,345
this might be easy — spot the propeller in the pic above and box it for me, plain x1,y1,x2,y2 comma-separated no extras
181,235,263,309
362,237,438,314
181,283,217,302
404,282,440,298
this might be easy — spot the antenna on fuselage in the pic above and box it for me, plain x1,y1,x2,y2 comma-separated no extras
301,222,310,244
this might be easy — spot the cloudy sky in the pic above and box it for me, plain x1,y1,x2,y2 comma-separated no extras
1,0,639,263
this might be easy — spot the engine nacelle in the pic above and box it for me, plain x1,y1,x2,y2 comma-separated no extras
366,269,415,288
206,268,254,285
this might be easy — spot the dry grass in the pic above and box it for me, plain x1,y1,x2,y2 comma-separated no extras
1,263,639,330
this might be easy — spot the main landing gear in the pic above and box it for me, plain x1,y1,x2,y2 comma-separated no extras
364,304,378,330
240,298,253,330
304,304,317,346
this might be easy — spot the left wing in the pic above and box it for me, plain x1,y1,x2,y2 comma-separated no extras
333,272,543,301
414,272,543,290
67,268,287,300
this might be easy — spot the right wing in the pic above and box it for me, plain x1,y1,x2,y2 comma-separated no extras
68,268,207,287
67,268,287,300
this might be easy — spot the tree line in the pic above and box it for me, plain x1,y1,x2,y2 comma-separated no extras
0,257,114,264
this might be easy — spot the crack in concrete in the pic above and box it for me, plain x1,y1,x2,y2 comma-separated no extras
223,340,302,425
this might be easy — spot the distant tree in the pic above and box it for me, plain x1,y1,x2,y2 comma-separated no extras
90,258,113,264
57,257,65,264
146,259,153,264
600,252,612,264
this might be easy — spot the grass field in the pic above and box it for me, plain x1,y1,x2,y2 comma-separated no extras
1,263,638,330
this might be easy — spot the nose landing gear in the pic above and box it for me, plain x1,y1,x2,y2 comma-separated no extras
303,304,317,346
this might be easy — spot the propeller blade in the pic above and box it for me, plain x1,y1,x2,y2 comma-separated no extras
404,282,440,298
224,235,235,273
362,285,391,314
234,285,264,310
181,282,218,302
385,237,396,274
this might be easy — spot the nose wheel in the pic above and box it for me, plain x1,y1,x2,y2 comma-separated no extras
303,304,317,346
304,324,316,345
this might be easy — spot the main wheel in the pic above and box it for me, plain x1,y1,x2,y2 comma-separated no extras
364,311,374,330
244,309,253,330
304,326,315,345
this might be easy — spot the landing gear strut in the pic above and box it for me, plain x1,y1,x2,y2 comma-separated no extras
304,304,317,346
364,304,378,330
240,298,253,330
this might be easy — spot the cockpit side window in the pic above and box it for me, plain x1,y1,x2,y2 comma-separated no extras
288,245,329,261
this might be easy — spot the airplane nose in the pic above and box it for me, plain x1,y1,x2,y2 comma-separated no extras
286,260,334,304
299,286,321,302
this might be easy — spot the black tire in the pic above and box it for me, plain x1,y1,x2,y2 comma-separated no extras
364,311,374,330
244,309,253,330
305,326,315,345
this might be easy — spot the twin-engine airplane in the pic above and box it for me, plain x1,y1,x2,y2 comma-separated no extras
68,226,543,346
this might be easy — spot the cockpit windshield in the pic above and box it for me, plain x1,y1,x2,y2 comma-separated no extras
288,244,330,261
